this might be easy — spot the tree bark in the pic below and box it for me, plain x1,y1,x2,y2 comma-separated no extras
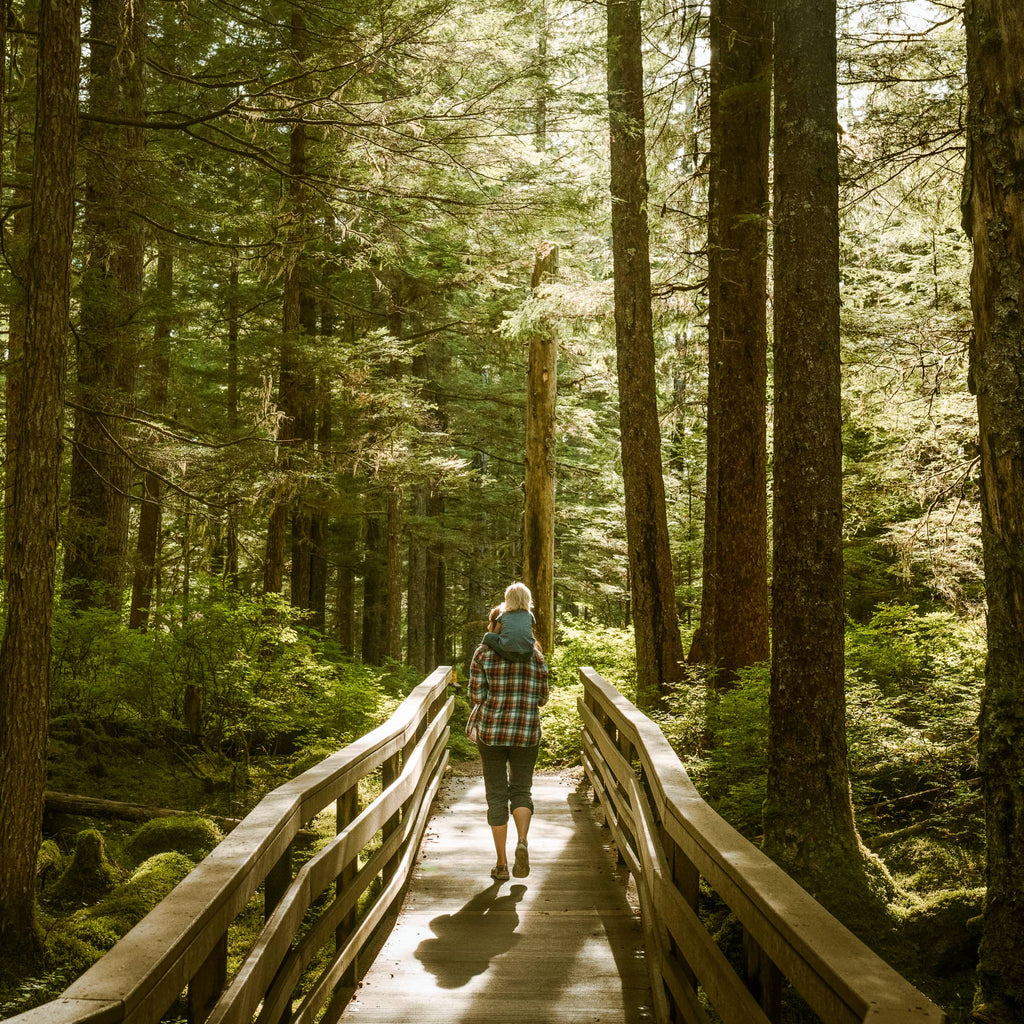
693,0,772,677
407,481,429,672
64,0,145,612
427,486,447,669
0,0,79,958
606,0,685,707
4,7,35,577
524,242,558,656
765,0,870,901
964,1,1024,1017
362,513,386,664
266,9,314,600
335,512,358,655
385,484,403,661
129,249,172,630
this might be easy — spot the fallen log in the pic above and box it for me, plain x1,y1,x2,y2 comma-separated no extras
44,790,241,832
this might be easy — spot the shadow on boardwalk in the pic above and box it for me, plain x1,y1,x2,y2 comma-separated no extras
416,882,527,988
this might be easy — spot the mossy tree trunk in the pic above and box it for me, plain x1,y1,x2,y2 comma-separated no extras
765,0,877,903
606,0,685,707
964,0,1024,1018
0,0,79,958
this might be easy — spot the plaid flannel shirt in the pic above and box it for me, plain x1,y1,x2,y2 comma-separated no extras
469,643,549,747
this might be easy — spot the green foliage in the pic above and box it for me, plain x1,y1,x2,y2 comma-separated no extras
125,817,223,869
846,605,982,819
894,888,984,1012
50,593,395,756
538,616,639,766
655,604,983,867
548,616,637,697
659,665,771,836
539,686,583,767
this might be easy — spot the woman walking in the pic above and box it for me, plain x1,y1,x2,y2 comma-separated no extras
468,591,549,882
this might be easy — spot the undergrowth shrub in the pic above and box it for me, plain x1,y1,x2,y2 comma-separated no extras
548,616,637,697
50,591,397,757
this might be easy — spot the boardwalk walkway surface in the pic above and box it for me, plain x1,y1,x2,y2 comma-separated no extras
346,768,654,1023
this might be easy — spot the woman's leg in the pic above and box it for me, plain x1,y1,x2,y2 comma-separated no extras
508,745,539,875
511,805,531,844
490,822,508,868
478,742,512,869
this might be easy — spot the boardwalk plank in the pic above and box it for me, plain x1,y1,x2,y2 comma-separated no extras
345,772,654,1023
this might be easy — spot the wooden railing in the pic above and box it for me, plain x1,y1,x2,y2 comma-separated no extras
579,666,947,1024
12,666,454,1024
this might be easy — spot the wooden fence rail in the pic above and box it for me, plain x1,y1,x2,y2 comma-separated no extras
579,666,947,1024
12,666,454,1024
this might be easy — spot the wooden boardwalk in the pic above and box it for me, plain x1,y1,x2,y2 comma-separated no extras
346,769,654,1023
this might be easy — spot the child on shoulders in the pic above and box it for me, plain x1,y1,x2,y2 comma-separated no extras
482,582,541,663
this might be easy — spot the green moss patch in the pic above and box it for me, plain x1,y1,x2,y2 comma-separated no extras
45,852,196,974
125,815,222,868
49,830,119,907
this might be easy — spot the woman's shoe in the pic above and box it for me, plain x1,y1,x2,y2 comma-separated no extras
513,838,529,877
490,863,510,882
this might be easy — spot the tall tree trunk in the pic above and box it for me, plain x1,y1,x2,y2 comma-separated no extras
385,484,403,660
381,290,405,660
0,0,78,959
129,250,172,630
693,0,772,677
407,481,429,672
308,412,330,632
534,0,548,148
964,2,1024,1018
4,7,35,576
524,243,558,656
606,0,685,708
764,0,878,908
64,0,145,612
335,512,357,655
405,346,430,672
227,251,240,433
362,513,386,664
427,486,447,669
266,10,314,599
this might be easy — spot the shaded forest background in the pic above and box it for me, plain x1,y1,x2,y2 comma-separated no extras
0,0,997,1020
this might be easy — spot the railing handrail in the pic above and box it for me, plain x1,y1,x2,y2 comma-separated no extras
10,666,455,1024
579,666,947,1024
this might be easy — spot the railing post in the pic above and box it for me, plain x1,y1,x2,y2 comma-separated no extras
336,784,360,988
265,843,292,922
381,751,402,882
665,830,700,1022
187,931,227,1024
743,930,783,1022
264,844,293,1024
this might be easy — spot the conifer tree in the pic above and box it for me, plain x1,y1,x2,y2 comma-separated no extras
0,0,79,958
963,0,1024,1017
606,0,685,706
764,0,880,907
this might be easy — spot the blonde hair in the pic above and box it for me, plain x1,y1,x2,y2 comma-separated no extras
503,582,532,612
